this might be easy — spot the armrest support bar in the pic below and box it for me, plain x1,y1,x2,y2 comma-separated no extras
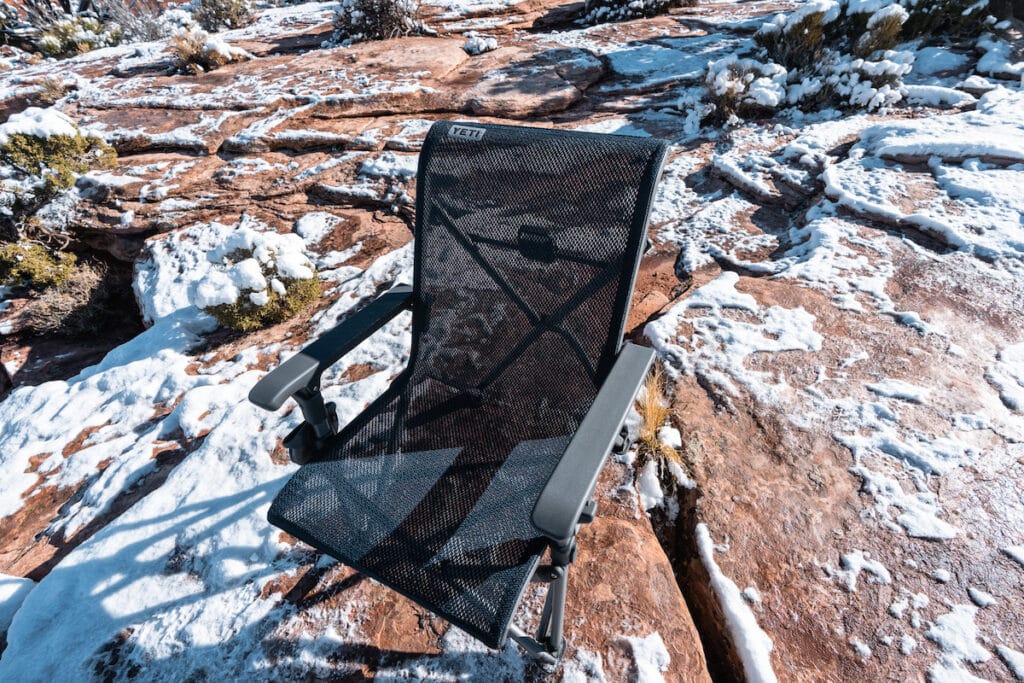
248,284,414,415
531,342,656,546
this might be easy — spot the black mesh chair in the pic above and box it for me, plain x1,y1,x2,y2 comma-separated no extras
249,121,668,663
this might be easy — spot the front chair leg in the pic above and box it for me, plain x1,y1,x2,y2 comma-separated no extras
284,389,339,465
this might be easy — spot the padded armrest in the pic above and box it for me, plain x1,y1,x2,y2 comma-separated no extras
248,284,414,411
531,343,655,546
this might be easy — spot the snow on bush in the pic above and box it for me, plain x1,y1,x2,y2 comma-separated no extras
191,222,319,331
462,31,497,55
37,14,123,59
171,27,253,74
582,0,694,25
190,0,255,31
331,0,424,45
706,55,788,120
90,0,170,42
157,7,200,35
0,108,116,234
704,0,1001,121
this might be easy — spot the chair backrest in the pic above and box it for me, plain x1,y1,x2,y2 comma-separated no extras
409,121,667,437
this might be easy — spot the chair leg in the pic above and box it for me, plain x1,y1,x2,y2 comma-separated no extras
542,566,567,654
508,559,570,666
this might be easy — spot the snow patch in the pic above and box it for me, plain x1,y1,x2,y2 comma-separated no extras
0,575,33,635
623,632,671,682
696,523,777,683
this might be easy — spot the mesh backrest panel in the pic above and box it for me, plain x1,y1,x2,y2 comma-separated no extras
268,122,667,648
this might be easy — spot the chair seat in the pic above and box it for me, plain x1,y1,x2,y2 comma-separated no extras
268,404,571,647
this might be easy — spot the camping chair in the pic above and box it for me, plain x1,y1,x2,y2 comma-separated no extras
249,121,668,663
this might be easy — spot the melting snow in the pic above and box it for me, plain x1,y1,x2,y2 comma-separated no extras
0,575,33,635
1003,546,1024,568
926,605,991,682
646,272,822,405
623,632,671,682
997,646,1024,681
696,524,777,683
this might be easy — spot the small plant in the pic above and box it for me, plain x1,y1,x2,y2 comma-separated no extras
190,0,255,32
171,27,252,74
705,55,788,122
21,259,106,334
0,241,77,290
30,75,69,106
331,0,423,45
582,0,694,24
93,0,169,42
900,0,994,41
755,7,832,69
37,14,123,59
635,362,681,468
192,225,319,332
855,3,907,56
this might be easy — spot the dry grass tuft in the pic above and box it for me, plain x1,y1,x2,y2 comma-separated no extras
635,361,681,467
171,28,251,74
31,76,68,106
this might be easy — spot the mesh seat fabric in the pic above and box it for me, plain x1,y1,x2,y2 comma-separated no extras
268,121,668,648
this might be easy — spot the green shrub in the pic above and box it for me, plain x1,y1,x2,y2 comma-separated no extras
756,10,831,68
331,0,424,44
205,269,319,331
191,0,255,32
1,131,117,197
705,55,788,121
38,15,122,59
193,230,320,332
0,242,77,290
901,0,993,41
855,5,906,56
29,76,69,106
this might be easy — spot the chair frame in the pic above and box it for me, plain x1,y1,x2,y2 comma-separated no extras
249,122,662,663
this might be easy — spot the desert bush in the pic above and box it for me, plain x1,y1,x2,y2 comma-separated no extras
331,0,423,45
190,0,254,32
900,0,994,41
0,241,76,289
171,27,252,73
582,0,695,24
93,0,168,41
705,55,788,121
0,112,117,197
37,14,122,58
29,75,69,106
706,0,991,121
0,108,116,238
157,7,199,34
20,259,130,335
192,226,319,332
855,3,908,56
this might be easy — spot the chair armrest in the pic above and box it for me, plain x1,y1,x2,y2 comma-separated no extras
531,342,656,546
248,284,414,412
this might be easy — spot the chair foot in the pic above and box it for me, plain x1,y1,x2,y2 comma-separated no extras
507,625,566,667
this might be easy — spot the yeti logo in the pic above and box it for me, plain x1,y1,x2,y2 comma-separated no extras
448,125,486,141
